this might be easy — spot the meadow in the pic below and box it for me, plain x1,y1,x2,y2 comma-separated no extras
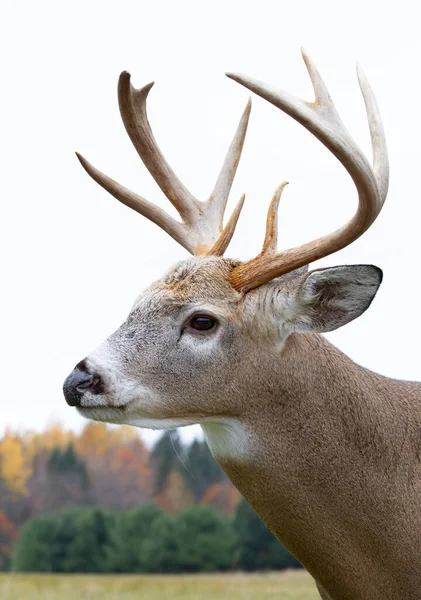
0,571,319,599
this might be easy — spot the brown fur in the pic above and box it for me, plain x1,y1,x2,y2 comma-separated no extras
213,333,421,599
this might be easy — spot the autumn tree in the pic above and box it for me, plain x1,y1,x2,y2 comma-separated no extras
0,510,17,570
0,433,31,528
155,469,194,513
26,424,74,460
200,482,241,516
75,423,142,460
75,423,110,460
109,440,152,507
0,431,32,495
89,438,152,509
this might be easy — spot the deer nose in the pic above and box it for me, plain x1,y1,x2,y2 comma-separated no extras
63,361,103,407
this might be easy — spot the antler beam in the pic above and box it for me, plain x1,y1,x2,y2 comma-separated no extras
228,49,389,292
77,73,251,256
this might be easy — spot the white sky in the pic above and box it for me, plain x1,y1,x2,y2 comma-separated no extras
1,0,420,446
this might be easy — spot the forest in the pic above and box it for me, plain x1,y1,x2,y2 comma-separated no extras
0,423,300,572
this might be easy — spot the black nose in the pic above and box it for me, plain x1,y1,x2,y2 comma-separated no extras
63,361,103,407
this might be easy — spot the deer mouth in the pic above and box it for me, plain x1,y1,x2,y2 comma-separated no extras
76,401,135,425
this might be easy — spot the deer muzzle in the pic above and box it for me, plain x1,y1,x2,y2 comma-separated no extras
63,360,104,407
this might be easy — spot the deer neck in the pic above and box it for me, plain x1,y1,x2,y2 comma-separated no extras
202,333,421,600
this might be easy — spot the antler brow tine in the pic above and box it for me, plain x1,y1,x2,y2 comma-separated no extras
228,49,389,292
77,73,252,256
261,182,288,256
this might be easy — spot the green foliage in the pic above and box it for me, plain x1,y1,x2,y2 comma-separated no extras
13,500,301,574
141,506,236,573
47,444,88,488
183,440,224,500
58,508,117,573
234,499,301,570
13,508,117,573
108,504,163,572
12,515,59,572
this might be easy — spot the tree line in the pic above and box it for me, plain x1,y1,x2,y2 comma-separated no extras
0,424,300,572
12,502,300,573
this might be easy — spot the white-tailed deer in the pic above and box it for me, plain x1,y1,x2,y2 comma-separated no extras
64,51,421,599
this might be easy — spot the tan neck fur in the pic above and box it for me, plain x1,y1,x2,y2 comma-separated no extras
205,334,421,600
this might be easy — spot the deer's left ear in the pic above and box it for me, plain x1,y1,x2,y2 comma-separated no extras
286,265,383,334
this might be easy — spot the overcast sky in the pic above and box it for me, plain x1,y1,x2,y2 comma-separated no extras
1,0,420,446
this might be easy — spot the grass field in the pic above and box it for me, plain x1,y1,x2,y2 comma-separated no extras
0,571,319,599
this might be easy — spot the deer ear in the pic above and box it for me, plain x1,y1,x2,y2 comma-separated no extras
287,265,383,334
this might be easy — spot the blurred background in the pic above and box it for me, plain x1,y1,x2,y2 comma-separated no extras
1,0,420,597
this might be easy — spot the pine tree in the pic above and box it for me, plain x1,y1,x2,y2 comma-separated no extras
142,506,236,573
183,439,224,500
59,508,117,573
108,504,163,572
43,444,90,510
12,515,59,572
150,431,183,495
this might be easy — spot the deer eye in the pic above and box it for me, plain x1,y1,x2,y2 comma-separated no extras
189,315,217,331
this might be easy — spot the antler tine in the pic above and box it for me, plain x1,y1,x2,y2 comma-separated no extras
261,182,288,255
77,73,251,256
356,64,389,203
207,99,252,226
228,50,389,292
207,193,246,256
75,152,193,252
118,73,198,225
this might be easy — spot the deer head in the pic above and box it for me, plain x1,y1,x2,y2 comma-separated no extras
63,50,388,433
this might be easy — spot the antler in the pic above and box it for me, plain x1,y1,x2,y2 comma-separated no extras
228,50,389,292
77,73,251,256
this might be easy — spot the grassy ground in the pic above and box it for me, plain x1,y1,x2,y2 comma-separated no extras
0,571,319,599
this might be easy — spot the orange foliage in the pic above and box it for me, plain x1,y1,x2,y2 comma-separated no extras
200,482,241,515
75,423,110,458
75,423,142,459
155,469,194,513
0,510,17,555
110,441,153,498
84,437,153,509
